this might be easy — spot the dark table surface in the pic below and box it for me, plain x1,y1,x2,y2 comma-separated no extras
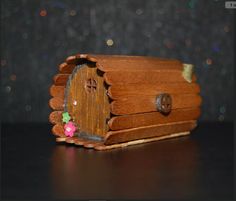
1,122,234,200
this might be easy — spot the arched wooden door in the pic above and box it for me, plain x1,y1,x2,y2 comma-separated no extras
65,63,110,138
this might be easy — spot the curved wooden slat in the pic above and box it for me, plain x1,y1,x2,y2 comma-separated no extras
76,53,99,62
110,94,202,115
49,97,64,110
65,137,78,144
66,55,78,64
104,120,197,145
108,107,201,130
59,62,76,73
95,131,190,150
83,141,103,148
56,137,67,142
74,138,88,146
104,71,196,85
49,111,63,124
95,56,182,72
108,83,200,99
52,124,65,137
49,85,65,97
53,74,70,86
60,54,183,73
91,54,180,61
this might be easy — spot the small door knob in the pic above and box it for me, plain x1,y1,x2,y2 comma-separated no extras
156,93,172,114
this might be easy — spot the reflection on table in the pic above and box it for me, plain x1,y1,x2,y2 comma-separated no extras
50,136,200,199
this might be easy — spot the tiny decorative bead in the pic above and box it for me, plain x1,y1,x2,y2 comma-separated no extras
73,100,77,106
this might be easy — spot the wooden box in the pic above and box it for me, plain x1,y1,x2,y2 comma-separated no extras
49,54,201,150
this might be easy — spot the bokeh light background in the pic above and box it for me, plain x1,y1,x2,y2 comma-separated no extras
1,0,234,123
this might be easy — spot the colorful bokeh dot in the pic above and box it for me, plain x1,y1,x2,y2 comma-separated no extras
69,10,77,16
1,60,7,66
10,74,17,81
40,9,47,17
206,58,213,65
224,25,230,33
106,39,114,46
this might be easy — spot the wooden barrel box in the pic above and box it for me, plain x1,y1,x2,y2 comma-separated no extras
49,54,201,150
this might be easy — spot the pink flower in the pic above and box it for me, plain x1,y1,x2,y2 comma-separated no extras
64,121,76,137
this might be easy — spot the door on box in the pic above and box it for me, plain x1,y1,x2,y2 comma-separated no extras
65,63,110,137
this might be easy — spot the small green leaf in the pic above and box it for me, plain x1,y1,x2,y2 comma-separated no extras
62,112,71,123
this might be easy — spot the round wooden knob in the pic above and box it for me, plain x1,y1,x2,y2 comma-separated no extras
156,93,172,114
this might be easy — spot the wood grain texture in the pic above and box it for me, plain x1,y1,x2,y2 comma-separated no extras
71,54,183,73
74,138,88,146
108,107,201,130
49,111,63,124
81,54,180,62
53,74,70,86
89,54,180,61
96,57,182,72
65,64,110,136
67,137,104,148
104,71,196,85
110,94,202,115
58,54,183,73
95,131,190,150
49,97,64,110
49,85,65,97
59,62,76,73
55,131,190,151
52,124,65,137
104,120,197,145
108,83,200,99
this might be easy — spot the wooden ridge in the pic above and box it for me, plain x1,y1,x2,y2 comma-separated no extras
108,107,201,130
74,138,90,146
75,138,103,148
59,62,76,73
57,54,184,73
52,124,65,137
55,131,190,150
96,58,182,72
104,120,197,145
49,97,64,110
89,54,180,61
59,54,183,73
95,131,190,150
104,71,196,85
65,136,78,144
110,94,202,115
108,83,200,99
66,55,77,64
49,111,63,124
49,85,65,97
53,74,70,86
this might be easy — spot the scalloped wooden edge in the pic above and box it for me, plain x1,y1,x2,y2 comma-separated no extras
55,131,190,151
